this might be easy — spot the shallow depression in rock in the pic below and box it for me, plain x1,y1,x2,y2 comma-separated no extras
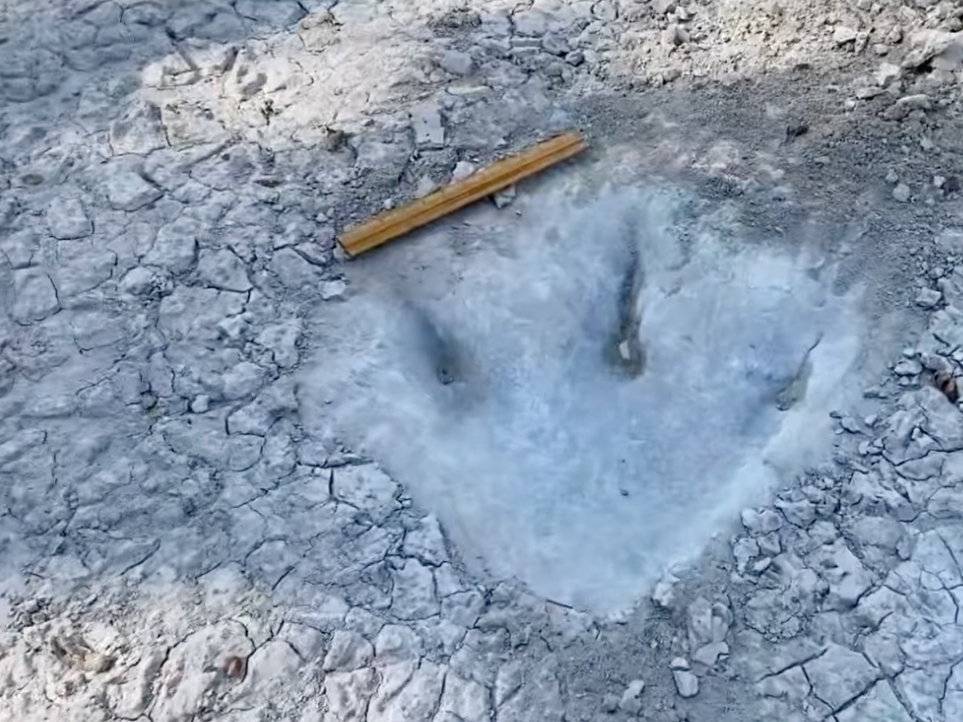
299,183,865,614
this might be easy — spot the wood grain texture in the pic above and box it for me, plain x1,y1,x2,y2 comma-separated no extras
338,132,589,257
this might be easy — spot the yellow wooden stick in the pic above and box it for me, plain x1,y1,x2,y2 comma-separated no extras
338,132,589,258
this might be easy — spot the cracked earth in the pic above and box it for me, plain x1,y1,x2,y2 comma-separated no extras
8,0,963,721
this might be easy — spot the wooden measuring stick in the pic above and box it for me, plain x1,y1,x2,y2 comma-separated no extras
338,131,589,258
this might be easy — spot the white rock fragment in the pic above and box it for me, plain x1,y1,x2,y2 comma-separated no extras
370,661,445,722
391,559,439,620
120,266,172,297
916,287,942,308
403,514,447,566
256,321,301,368
669,657,690,670
374,625,423,663
220,361,264,400
673,670,699,698
415,176,438,199
146,220,199,273
804,644,878,711
412,104,445,149
652,572,679,609
104,170,163,211
439,49,473,76
892,183,911,202
885,169,899,184
493,185,516,208
663,23,689,46
320,279,347,301
452,161,476,181
12,269,59,322
833,26,857,45
894,358,923,376
741,508,782,534
692,641,729,666
438,672,490,722
325,668,379,722
47,198,92,239
323,630,374,672
619,679,645,714
197,249,251,292
836,680,913,722
333,465,399,522
687,597,730,649
732,537,759,574
875,63,901,86
512,10,548,37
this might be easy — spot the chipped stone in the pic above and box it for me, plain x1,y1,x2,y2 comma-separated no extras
672,670,699,698
323,630,374,672
47,198,92,240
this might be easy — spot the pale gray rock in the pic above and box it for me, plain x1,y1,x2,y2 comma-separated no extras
804,644,878,711
53,243,116,298
861,629,904,677
146,219,200,273
333,465,399,523
439,49,473,76
104,170,164,211
775,497,816,528
411,104,445,149
836,680,914,722
810,540,874,611
512,10,548,36
851,516,905,554
916,287,942,308
687,597,731,648
47,197,92,240
756,666,810,701
70,311,126,351
240,638,302,695
12,270,59,323
110,101,168,155
368,661,445,722
541,33,569,56
893,358,923,376
438,672,490,722
618,679,645,714
496,659,564,722
441,591,484,628
673,670,699,698
391,559,440,620
375,624,424,663
323,630,374,672
692,641,729,667
197,249,251,292
158,286,246,344
255,321,301,368
892,183,911,203
320,279,347,301
150,621,254,721
269,247,324,287
742,508,783,535
894,667,944,722
324,668,379,722
733,537,760,574
0,229,38,268
120,265,174,297
220,361,265,401
403,514,447,566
